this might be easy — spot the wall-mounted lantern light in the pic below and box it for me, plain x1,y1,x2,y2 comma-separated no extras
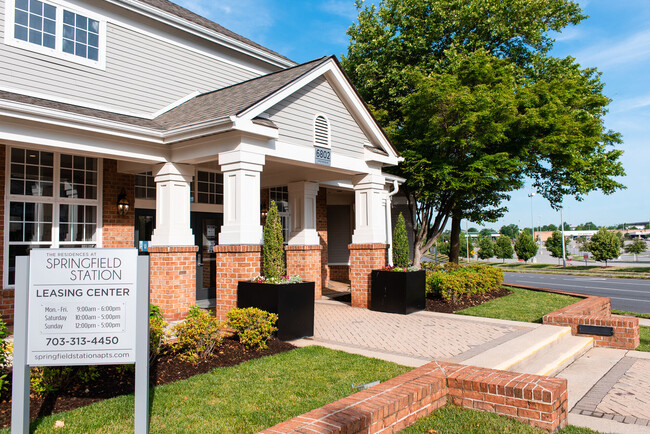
117,188,130,216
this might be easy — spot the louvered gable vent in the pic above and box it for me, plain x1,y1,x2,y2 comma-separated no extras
314,114,330,147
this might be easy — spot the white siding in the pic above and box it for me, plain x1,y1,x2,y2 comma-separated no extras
267,76,367,158
0,0,260,115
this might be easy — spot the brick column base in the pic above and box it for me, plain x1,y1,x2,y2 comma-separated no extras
149,246,198,322
214,245,262,321
349,243,388,308
286,245,322,299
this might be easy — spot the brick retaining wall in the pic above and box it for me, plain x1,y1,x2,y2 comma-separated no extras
505,283,640,350
261,360,568,433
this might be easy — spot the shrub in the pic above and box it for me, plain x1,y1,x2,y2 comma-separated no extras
149,304,169,363
426,264,504,302
173,305,224,362
30,367,75,396
514,231,538,262
392,213,410,267
0,319,10,394
263,200,285,279
227,307,278,350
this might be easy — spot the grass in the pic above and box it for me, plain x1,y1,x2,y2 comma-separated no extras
401,404,599,433
8,346,410,433
456,287,580,323
638,326,650,352
612,309,650,320
491,262,650,279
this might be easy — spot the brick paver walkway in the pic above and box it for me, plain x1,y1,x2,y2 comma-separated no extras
309,300,534,362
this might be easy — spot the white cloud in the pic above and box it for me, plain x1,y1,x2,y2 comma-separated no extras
575,29,650,68
550,26,583,43
609,93,650,113
319,0,358,19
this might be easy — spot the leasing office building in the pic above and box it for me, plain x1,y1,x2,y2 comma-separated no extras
0,0,402,322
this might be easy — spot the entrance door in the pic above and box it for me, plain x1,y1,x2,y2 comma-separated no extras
134,209,155,254
192,212,223,303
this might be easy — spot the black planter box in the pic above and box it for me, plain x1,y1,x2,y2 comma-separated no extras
237,281,315,340
370,270,426,314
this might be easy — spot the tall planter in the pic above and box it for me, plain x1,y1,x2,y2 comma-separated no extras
370,270,425,315
237,281,314,340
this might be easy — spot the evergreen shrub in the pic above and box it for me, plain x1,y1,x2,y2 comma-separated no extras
227,307,278,350
425,264,504,302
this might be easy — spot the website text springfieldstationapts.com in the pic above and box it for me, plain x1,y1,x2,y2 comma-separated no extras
32,351,131,362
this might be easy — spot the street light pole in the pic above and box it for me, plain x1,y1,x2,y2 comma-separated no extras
466,220,470,263
528,192,536,262
560,207,566,268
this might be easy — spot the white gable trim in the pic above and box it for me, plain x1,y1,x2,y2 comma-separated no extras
237,58,401,164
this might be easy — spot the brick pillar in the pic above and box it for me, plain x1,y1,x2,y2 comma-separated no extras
102,159,135,248
214,245,262,321
316,188,329,289
149,246,198,321
349,244,388,308
286,245,322,299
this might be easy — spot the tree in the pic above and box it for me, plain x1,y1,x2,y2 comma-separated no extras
468,227,479,233
514,232,538,263
545,231,566,262
479,228,494,238
586,228,620,266
263,201,285,279
494,235,514,263
343,0,625,267
624,238,647,262
477,237,494,260
562,222,572,231
576,222,597,230
392,213,410,267
499,224,520,240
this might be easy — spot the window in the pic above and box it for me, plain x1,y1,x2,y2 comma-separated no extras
6,0,106,68
196,171,223,205
269,186,290,242
6,147,101,285
135,172,156,200
313,114,330,147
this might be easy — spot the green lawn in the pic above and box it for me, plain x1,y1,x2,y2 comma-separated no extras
638,326,650,352
8,346,410,433
492,262,650,278
456,286,580,323
402,404,599,433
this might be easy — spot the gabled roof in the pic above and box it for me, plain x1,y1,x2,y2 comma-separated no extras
131,0,293,65
155,57,328,129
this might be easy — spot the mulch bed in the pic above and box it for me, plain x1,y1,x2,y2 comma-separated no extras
426,287,513,313
0,337,295,428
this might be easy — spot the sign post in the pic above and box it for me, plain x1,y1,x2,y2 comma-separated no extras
12,249,149,433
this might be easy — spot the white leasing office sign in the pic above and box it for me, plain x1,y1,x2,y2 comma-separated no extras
27,248,137,366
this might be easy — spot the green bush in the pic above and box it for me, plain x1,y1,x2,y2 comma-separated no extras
0,319,10,394
30,366,75,396
227,307,278,350
173,305,224,362
426,264,504,302
392,213,410,267
263,200,285,279
149,304,169,363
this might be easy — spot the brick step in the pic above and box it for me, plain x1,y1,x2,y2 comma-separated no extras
461,325,593,376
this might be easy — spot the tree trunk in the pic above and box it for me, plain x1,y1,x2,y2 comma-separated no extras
413,247,423,268
449,215,461,264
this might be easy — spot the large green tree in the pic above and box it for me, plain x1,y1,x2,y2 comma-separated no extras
586,228,620,266
494,235,514,263
544,231,566,262
343,0,625,266
514,232,538,263
624,238,647,262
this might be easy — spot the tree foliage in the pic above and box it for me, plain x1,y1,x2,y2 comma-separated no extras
544,231,566,259
514,232,538,263
477,237,494,260
624,238,647,261
263,201,285,279
342,0,625,266
494,235,514,263
585,228,620,266
499,224,520,240
392,213,410,267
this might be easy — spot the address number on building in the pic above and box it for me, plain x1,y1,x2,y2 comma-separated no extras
315,147,331,166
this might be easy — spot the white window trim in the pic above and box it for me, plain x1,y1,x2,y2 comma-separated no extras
3,146,103,288
313,113,331,148
4,0,107,70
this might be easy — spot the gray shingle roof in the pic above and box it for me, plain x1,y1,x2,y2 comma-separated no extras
137,0,293,64
155,57,328,129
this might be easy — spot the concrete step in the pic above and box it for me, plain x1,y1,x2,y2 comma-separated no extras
509,334,593,377
461,325,593,376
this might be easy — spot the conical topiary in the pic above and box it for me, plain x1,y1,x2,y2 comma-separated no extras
263,200,285,279
392,213,410,268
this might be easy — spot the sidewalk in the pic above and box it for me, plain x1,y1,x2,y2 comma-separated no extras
292,299,650,433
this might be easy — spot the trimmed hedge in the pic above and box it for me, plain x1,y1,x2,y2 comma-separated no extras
425,263,504,302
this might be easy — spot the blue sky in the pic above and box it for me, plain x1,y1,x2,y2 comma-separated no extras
177,0,649,230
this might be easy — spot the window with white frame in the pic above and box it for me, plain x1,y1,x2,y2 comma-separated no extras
269,186,290,242
135,171,155,200
196,171,223,205
6,147,100,285
6,0,106,68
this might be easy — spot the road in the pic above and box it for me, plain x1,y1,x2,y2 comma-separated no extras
503,272,650,314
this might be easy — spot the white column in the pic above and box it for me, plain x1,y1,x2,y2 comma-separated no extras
352,174,388,244
218,150,265,245
150,162,194,246
287,181,320,245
